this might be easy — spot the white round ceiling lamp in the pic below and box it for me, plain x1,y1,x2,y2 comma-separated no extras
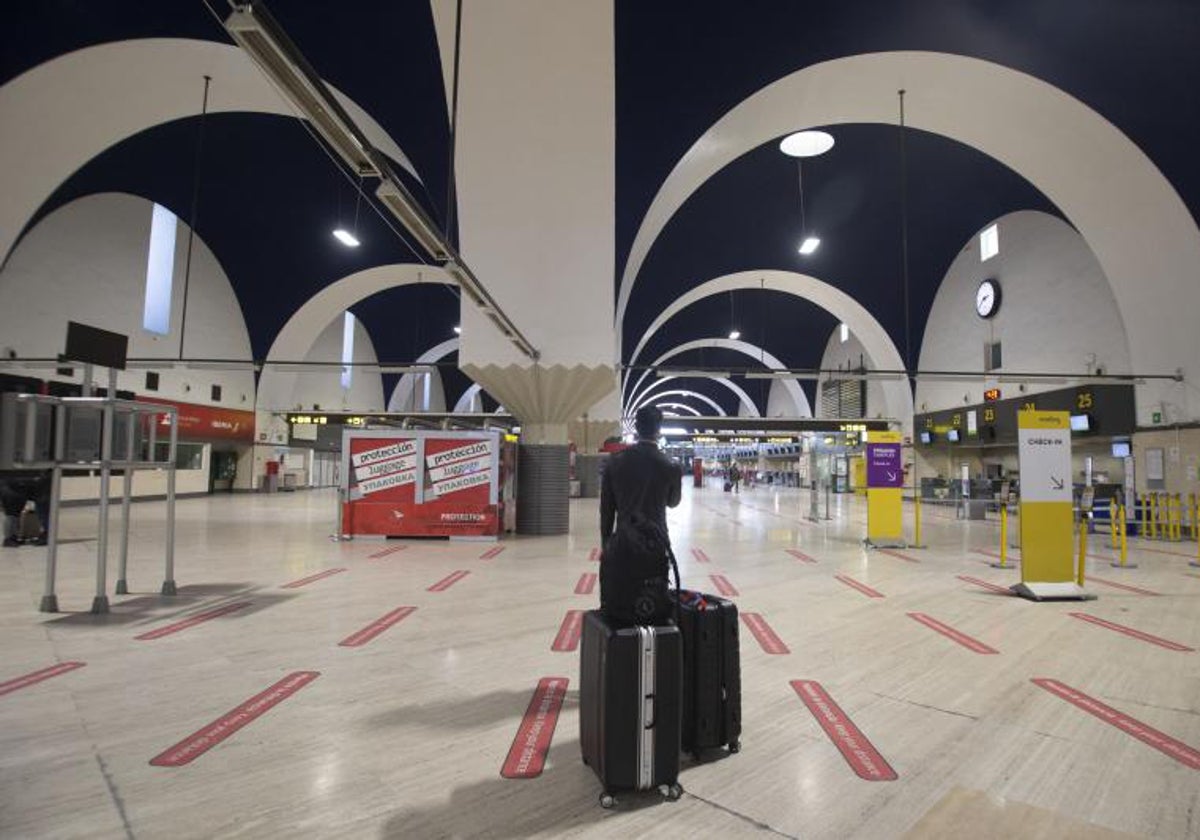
779,130,835,158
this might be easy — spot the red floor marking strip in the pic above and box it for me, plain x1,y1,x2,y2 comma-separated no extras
791,680,897,781
1087,576,1161,596
690,548,711,563
149,671,320,767
975,548,1021,562
338,606,417,648
1068,613,1194,652
551,610,584,652
0,661,86,698
786,549,817,563
427,570,471,592
501,677,568,779
368,545,408,559
574,573,597,595
135,602,252,641
956,575,1013,595
588,547,601,563
878,549,920,564
710,574,739,597
1032,678,1200,770
480,546,506,560
741,612,790,654
281,568,347,589
834,574,885,599
907,613,998,654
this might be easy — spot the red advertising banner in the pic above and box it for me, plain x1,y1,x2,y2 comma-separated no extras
138,397,255,442
342,431,501,539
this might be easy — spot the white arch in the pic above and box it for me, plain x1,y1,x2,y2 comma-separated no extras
628,271,911,429
634,377,760,418
626,338,811,417
257,264,456,412
454,383,483,413
388,338,459,412
1,38,420,264
617,51,1200,422
635,389,726,416
652,402,703,417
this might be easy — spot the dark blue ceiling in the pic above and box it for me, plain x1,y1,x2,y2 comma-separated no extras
5,1,1200,417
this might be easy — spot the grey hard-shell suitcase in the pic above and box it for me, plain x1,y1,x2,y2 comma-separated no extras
579,609,683,808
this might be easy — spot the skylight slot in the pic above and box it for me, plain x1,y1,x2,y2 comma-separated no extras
143,203,177,335
980,224,999,261
341,312,355,389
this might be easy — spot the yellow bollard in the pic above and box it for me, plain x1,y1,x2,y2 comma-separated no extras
1190,493,1198,542
1119,504,1129,566
1177,494,1185,542
1079,517,1088,583
1109,500,1119,549
1151,493,1160,540
913,490,923,548
1000,505,1008,568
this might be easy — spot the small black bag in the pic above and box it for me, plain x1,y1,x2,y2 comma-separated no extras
600,513,681,625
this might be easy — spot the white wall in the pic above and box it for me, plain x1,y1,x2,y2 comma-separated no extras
287,314,385,413
0,192,255,406
916,210,1132,414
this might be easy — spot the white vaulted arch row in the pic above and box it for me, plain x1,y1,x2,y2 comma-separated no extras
388,338,460,412
633,377,760,418
454,383,483,413
257,263,456,411
0,38,420,264
626,337,811,418
635,390,726,417
627,271,910,430
617,51,1200,422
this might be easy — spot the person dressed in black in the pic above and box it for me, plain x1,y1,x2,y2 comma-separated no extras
598,407,682,622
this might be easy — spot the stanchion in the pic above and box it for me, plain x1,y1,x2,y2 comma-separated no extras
1077,517,1088,587
990,504,1013,569
1174,493,1183,542
1108,501,1119,549
909,488,926,549
1189,493,1198,542
1111,504,1136,568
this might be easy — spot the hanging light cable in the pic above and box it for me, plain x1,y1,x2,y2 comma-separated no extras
898,89,912,373
797,160,820,255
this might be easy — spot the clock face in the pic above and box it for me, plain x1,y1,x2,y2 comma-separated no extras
976,280,1000,318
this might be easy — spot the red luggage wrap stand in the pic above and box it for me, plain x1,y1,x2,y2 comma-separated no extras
339,429,503,540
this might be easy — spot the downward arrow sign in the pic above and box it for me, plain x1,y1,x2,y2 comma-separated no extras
1051,476,1064,490
887,471,898,482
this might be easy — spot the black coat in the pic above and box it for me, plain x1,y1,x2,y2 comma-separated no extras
599,440,681,546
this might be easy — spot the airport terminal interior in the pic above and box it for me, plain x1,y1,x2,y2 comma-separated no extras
2,2,1200,838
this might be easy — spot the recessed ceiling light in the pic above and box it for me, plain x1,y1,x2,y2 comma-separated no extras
798,237,820,255
332,229,360,247
453,326,462,334
728,330,741,340
780,130,835,158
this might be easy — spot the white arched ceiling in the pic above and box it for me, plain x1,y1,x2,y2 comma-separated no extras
257,264,456,412
0,38,418,265
626,337,811,417
628,271,910,430
635,390,725,416
454,383,483,413
388,338,459,412
617,51,1200,423
633,377,760,418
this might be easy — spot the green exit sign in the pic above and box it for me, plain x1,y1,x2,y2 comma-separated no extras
1152,411,1163,424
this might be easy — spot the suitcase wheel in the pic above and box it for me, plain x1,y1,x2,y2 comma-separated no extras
728,740,741,754
599,792,617,809
659,782,684,801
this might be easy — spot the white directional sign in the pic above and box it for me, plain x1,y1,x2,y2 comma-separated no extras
1018,423,1072,503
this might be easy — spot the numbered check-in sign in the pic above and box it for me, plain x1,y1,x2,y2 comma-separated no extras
1018,413,1072,503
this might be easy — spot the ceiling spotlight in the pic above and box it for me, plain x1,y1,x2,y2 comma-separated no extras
798,237,820,255
728,330,741,340
780,130,835,158
332,229,360,247
453,326,462,335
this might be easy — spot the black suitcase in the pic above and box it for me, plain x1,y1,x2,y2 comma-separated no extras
673,590,742,757
579,610,683,808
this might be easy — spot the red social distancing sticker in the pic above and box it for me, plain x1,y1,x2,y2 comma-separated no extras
0,661,86,698
741,612,789,654
135,602,251,641
791,680,897,781
339,606,418,648
501,677,568,779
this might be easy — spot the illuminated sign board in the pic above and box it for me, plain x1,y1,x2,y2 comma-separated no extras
984,388,1002,402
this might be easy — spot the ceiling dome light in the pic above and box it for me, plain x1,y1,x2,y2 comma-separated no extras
332,228,360,247
779,130,835,158
798,237,821,255
728,330,741,340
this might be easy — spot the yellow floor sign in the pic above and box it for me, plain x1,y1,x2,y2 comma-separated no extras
1013,410,1094,601
865,431,905,548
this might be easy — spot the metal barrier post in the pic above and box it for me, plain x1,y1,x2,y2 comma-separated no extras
1149,493,1158,540
912,489,923,548
1111,503,1135,568
1077,516,1087,587
1109,501,1118,548
115,412,135,595
1175,493,1184,541
999,504,1009,568
40,402,66,613
162,408,178,595
91,369,116,614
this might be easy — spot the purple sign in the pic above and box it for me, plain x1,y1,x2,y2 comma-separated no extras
866,444,903,488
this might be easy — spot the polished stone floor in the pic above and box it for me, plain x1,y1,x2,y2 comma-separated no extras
2,483,1198,839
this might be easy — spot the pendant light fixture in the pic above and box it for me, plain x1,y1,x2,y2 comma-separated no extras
780,129,833,257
